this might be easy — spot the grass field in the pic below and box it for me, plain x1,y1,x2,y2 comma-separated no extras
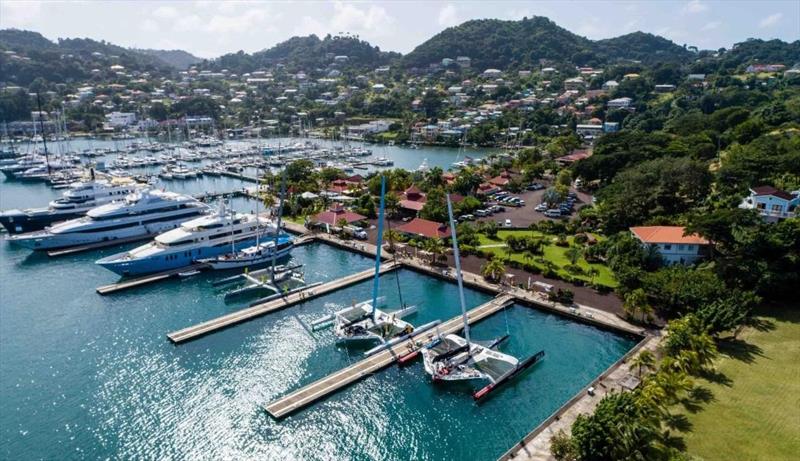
679,307,800,461
477,230,617,287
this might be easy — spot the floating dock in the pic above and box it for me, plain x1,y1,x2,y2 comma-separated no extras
96,263,210,295
166,262,400,344
264,294,515,419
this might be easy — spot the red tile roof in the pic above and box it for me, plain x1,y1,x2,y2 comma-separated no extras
397,218,451,239
630,226,708,245
311,205,366,226
399,199,425,211
751,186,794,201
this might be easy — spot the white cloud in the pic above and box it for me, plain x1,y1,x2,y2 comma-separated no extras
0,0,43,28
330,2,394,35
152,5,179,20
141,18,159,33
759,13,782,28
206,8,269,34
701,21,721,31
437,4,459,27
683,0,709,14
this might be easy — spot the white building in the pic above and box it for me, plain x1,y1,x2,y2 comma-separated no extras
630,226,709,265
456,56,471,68
739,186,799,222
607,97,632,109
106,112,137,127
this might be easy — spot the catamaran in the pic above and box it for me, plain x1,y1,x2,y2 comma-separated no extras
312,176,417,344
8,190,209,251
0,177,141,234
419,194,545,400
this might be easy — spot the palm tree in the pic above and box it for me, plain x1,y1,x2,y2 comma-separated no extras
481,258,506,283
630,349,655,378
523,250,536,267
424,238,445,264
565,246,581,265
588,266,600,284
383,229,402,251
623,288,651,323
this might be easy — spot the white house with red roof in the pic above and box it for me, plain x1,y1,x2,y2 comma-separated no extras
739,186,799,222
630,226,709,265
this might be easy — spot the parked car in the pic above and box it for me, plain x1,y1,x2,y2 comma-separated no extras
459,214,475,222
474,209,488,217
504,219,512,227
344,225,368,240
535,204,548,212
544,209,562,218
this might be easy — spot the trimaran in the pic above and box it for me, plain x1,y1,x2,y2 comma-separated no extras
417,193,545,400
312,176,417,343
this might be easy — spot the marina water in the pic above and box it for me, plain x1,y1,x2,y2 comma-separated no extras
0,141,636,460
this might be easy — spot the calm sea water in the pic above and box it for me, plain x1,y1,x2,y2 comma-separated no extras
0,168,635,460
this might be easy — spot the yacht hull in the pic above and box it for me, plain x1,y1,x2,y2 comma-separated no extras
0,209,86,234
96,235,269,277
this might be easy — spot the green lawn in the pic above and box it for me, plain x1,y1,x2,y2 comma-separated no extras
678,307,800,461
477,230,617,287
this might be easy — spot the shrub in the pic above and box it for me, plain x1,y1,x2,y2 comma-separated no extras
564,264,585,275
574,233,589,245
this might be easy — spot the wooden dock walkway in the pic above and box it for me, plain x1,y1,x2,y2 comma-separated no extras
264,294,515,419
96,263,209,295
166,262,400,344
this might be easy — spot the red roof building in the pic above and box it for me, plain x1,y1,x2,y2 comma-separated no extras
399,184,428,213
397,218,451,239
311,203,366,227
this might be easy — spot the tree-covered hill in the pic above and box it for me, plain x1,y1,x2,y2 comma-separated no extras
203,34,400,74
402,17,693,69
134,48,202,70
0,29,181,85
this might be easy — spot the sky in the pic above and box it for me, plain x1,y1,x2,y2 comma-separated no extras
1,0,798,59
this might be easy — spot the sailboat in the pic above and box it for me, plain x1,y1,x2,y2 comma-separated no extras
311,176,417,344
200,170,294,270
420,193,545,400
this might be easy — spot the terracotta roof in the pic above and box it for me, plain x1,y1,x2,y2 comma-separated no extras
399,199,425,211
311,206,366,226
630,226,708,245
397,218,451,239
751,186,794,201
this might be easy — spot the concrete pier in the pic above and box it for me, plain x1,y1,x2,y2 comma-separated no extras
264,294,515,419
166,262,400,344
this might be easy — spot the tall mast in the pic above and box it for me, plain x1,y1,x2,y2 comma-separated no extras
370,176,386,320
446,193,470,345
270,170,287,282
35,92,50,176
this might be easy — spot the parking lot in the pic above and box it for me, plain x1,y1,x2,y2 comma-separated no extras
472,184,593,228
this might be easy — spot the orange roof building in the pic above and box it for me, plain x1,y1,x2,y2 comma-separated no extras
630,226,708,265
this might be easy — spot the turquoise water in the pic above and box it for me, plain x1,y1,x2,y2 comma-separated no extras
0,177,636,460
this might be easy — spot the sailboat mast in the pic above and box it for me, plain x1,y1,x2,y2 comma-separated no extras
35,92,50,176
370,176,386,320
270,170,287,282
446,193,470,345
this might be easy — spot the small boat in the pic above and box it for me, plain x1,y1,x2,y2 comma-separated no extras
178,270,201,277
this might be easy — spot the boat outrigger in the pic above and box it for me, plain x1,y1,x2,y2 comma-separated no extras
418,193,545,400
311,176,418,344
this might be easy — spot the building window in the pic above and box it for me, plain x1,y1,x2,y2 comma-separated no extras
678,244,685,251
663,244,672,251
